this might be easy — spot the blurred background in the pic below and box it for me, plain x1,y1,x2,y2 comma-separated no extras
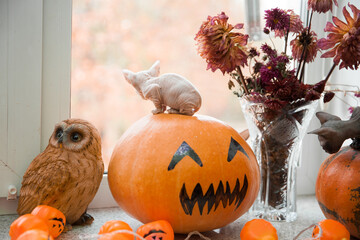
71,0,302,169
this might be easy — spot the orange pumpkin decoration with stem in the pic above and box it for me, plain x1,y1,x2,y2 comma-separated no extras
240,219,278,240
31,205,66,238
316,141,360,239
311,108,360,238
108,114,260,233
136,220,174,240
9,214,49,240
98,220,133,240
17,230,54,240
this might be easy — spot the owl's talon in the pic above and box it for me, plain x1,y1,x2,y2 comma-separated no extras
73,212,94,226
63,224,72,233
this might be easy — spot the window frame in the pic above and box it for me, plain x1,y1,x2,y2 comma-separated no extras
0,0,72,214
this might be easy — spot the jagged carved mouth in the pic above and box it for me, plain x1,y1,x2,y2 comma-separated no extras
179,174,248,215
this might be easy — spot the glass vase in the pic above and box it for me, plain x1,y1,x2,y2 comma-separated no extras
240,96,319,222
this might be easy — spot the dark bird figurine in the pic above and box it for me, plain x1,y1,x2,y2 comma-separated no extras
17,119,104,230
309,107,360,154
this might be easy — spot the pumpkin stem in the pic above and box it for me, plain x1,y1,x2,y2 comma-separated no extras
351,137,360,151
309,107,360,154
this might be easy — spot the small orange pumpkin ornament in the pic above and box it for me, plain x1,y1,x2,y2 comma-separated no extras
109,114,260,233
312,219,350,240
136,220,174,240
17,229,54,240
240,219,278,240
98,220,133,240
9,214,49,240
31,205,66,238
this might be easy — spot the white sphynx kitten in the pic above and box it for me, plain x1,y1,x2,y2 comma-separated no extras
123,61,202,116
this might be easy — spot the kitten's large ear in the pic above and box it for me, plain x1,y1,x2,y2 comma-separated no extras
122,69,135,83
148,60,160,77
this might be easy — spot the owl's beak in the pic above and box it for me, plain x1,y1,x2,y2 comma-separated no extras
58,135,63,144
58,136,63,148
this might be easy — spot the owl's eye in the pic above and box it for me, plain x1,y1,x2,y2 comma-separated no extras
55,129,63,139
70,132,82,142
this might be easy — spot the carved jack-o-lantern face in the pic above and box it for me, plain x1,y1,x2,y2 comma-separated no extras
48,217,65,236
170,138,250,216
136,220,174,240
31,205,66,238
109,114,260,234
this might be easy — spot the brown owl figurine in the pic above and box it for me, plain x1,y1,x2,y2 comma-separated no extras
17,118,104,229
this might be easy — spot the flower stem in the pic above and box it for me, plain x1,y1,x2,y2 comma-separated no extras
236,66,249,95
307,11,314,33
299,63,306,83
284,29,289,54
299,52,308,82
324,62,337,83
295,10,313,82
296,48,306,80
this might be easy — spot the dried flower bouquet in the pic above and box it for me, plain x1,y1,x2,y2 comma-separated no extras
195,1,360,221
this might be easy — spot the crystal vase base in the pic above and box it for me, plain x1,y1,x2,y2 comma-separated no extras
240,96,319,222
250,207,297,222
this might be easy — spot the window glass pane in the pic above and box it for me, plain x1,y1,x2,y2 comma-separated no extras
71,0,301,169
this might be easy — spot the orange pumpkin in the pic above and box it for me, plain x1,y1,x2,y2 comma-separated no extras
136,220,174,240
98,220,133,240
9,214,49,240
31,205,66,238
108,114,260,233
240,219,278,240
315,141,360,239
17,230,54,240
312,219,350,240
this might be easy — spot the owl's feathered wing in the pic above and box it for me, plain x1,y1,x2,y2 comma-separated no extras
17,148,72,215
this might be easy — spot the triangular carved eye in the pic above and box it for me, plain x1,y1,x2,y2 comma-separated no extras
168,141,203,171
227,137,250,162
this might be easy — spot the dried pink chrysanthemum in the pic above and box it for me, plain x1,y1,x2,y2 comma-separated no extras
275,10,304,37
265,77,300,101
195,12,249,74
318,3,360,69
291,29,319,63
265,8,290,32
308,0,338,13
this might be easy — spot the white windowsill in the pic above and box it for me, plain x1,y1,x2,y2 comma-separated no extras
0,174,117,215
0,195,324,239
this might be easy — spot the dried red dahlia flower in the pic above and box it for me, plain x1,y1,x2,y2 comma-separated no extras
318,3,360,70
195,12,249,74
275,10,304,37
264,8,290,32
265,77,300,101
290,29,318,63
308,0,338,13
